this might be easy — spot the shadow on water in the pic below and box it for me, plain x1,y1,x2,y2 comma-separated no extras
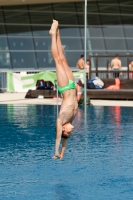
54,183,79,200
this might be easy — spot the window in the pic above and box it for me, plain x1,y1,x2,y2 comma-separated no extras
11,52,37,69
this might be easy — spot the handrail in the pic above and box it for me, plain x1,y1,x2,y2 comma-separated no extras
88,54,133,79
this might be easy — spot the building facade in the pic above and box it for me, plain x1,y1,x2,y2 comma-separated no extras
0,0,133,72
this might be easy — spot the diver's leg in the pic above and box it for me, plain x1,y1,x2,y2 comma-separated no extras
57,27,74,82
49,20,68,87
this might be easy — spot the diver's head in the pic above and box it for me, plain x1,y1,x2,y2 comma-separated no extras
62,123,74,138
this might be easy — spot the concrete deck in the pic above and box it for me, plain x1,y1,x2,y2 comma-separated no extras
0,92,133,107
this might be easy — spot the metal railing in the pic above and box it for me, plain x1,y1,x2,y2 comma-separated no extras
88,54,133,80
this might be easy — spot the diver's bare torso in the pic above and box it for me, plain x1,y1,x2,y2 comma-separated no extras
58,89,78,125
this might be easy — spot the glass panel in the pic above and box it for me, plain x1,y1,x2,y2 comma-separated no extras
59,38,82,51
6,25,32,36
3,5,27,10
0,24,8,52
29,11,53,24
33,38,48,51
120,56,128,68
76,2,99,26
96,0,118,3
98,3,119,14
0,52,11,69
0,37,8,50
3,6,29,24
83,38,105,51
98,2,122,25
100,14,122,25
87,1,99,12
0,9,4,23
11,52,37,69
53,3,76,12
120,1,133,7
120,0,133,24
76,13,84,25
59,27,81,37
8,38,34,50
75,2,84,12
32,26,51,37
87,14,100,25
97,57,107,69
34,38,51,67
124,26,133,37
36,52,49,69
0,1,132,71
103,26,124,37
0,9,11,69
126,39,133,51
120,5,132,14
0,10,7,38
122,16,133,25
29,4,52,11
0,25,6,36
37,52,60,69
105,39,127,51
53,13,78,25
52,3,78,25
80,27,103,38
77,13,100,26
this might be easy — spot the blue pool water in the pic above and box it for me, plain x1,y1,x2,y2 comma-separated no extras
0,104,133,200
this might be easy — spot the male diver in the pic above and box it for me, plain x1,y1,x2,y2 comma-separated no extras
49,20,78,160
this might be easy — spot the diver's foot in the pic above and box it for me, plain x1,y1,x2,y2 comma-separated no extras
49,20,58,35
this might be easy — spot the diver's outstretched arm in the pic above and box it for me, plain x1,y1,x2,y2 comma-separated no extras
60,138,69,159
52,118,63,158
53,138,69,160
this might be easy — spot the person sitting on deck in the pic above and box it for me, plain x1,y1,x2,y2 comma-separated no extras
36,79,45,90
106,78,120,90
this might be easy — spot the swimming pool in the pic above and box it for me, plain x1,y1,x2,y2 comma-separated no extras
0,104,133,200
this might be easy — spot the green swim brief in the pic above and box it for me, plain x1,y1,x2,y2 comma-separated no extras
58,80,76,94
